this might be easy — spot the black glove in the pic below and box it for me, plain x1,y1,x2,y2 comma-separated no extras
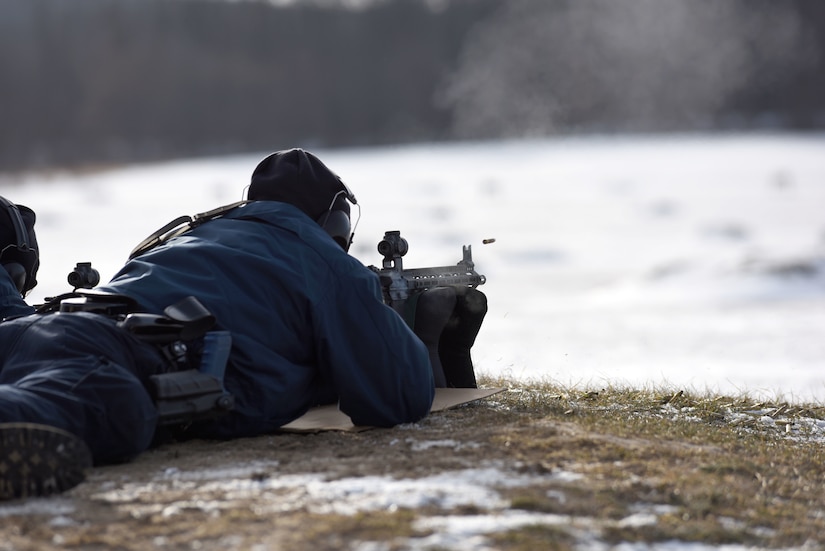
411,286,487,388
0,197,39,295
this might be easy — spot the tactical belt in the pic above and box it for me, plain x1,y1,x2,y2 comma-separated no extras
55,291,235,426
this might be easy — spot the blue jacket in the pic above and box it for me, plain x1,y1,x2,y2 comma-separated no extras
0,273,34,319
99,201,434,436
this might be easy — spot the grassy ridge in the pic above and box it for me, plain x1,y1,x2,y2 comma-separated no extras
478,375,825,548
2,376,824,550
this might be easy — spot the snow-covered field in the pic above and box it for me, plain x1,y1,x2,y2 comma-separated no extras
3,133,824,401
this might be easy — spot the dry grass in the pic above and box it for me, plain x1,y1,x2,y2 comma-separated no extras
1,376,824,550
479,375,825,548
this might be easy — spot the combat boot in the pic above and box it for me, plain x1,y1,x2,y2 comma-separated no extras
0,422,93,500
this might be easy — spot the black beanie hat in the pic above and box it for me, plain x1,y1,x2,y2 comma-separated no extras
247,148,347,220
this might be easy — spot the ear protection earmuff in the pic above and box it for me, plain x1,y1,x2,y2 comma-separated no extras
316,183,359,252
317,196,353,251
0,196,39,295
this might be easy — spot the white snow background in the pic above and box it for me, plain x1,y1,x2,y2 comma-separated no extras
2,133,825,549
2,132,825,401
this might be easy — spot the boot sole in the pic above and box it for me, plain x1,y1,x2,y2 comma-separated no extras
0,422,93,500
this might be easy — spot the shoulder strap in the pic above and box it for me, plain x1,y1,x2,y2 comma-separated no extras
129,201,249,260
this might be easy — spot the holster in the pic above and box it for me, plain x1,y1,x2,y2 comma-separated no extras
59,292,235,426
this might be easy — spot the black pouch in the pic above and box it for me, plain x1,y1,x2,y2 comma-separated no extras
149,331,234,426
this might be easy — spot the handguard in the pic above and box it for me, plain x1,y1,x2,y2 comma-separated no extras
374,230,486,314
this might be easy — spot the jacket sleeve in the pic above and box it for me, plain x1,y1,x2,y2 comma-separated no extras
0,268,34,320
313,266,434,427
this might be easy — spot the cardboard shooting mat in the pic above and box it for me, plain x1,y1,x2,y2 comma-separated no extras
280,387,505,433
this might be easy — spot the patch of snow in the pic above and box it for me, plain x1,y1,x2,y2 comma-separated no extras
759,415,776,427
548,469,585,483
617,512,658,528
90,463,576,519
304,472,507,515
411,511,575,550
47,515,78,527
406,438,481,451
6,133,824,401
0,498,75,518
157,460,280,481
596,543,783,551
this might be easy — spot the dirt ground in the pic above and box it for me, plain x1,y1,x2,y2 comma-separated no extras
1,402,532,550
0,391,823,550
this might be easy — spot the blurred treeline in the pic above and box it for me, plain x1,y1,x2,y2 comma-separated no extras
2,0,824,172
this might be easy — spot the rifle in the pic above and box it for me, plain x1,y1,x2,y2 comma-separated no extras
373,230,486,314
